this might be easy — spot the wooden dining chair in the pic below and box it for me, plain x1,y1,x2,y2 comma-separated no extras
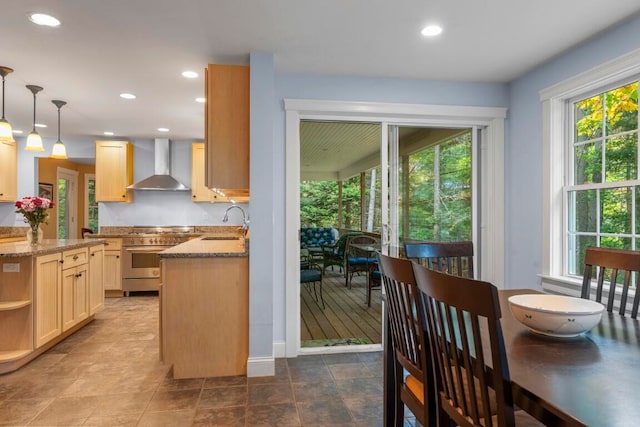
377,253,435,427
404,241,474,278
582,246,640,318
412,263,543,427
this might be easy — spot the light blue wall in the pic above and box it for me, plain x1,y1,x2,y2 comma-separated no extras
264,72,509,343
507,15,640,290
0,137,245,228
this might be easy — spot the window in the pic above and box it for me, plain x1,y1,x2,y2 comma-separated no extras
567,82,639,276
541,48,640,292
85,174,98,232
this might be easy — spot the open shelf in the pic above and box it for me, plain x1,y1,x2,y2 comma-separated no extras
0,300,31,311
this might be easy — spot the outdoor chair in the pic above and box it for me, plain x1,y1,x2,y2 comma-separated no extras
345,235,378,288
300,260,325,309
581,246,640,318
321,232,361,274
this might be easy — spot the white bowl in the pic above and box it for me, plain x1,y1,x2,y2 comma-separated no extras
508,294,604,338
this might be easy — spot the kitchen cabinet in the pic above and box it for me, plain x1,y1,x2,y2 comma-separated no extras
103,238,122,292
0,139,17,202
191,143,229,203
88,244,104,314
95,140,134,202
61,247,89,332
35,252,63,348
204,64,250,199
0,256,33,364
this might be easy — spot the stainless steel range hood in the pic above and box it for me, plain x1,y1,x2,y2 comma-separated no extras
127,139,189,191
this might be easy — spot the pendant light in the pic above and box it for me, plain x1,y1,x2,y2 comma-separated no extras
0,66,13,142
25,84,44,152
50,100,67,159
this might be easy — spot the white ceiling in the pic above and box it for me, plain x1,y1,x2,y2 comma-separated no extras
1,1,639,142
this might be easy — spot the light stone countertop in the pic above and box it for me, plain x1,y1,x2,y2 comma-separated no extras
159,234,249,258
0,239,106,257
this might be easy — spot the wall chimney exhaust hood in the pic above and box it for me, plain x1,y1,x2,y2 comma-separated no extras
127,138,190,191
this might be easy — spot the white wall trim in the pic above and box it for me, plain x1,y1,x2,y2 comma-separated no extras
273,340,286,358
540,47,640,101
284,99,507,357
540,48,640,282
247,356,275,377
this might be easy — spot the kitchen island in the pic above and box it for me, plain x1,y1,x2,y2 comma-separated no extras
0,239,105,374
160,232,249,379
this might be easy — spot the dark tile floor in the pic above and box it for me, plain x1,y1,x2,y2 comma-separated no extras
0,295,417,426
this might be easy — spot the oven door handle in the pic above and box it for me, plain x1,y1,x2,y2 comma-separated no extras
124,247,169,252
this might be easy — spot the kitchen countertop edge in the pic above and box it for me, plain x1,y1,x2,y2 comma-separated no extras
0,239,107,257
159,234,249,258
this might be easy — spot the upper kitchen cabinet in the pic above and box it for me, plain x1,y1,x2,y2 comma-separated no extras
95,141,134,203
191,143,227,203
205,64,249,199
0,139,17,202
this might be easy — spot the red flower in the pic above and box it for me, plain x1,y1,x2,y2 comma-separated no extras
15,201,22,208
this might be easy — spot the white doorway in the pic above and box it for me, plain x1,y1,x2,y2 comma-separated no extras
284,99,507,357
57,167,79,239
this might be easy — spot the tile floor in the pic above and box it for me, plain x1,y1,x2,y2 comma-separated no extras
0,295,417,426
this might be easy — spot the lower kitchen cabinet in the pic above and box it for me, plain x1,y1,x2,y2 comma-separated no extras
62,255,89,332
35,252,63,348
0,256,34,364
103,238,122,291
89,244,105,314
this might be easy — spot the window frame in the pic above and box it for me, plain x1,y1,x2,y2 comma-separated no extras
541,48,640,295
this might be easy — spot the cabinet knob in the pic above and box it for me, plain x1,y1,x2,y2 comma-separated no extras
122,194,126,198
193,194,196,198
91,253,95,256
59,260,64,264
73,255,79,260
116,255,119,259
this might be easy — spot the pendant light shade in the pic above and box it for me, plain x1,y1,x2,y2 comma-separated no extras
25,84,44,152
0,66,14,142
51,100,67,159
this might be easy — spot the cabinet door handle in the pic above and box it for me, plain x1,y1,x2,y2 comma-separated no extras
122,194,126,198
105,242,110,246
59,260,64,264
73,255,79,260
116,255,119,259
91,253,95,256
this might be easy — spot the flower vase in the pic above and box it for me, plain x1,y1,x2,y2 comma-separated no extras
26,224,43,246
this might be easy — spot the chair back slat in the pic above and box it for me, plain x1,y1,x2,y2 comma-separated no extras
412,263,515,427
581,247,640,318
404,241,474,278
377,253,435,426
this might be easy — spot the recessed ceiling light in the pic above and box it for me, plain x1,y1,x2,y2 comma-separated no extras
182,71,198,79
13,130,23,134
103,131,114,136
421,25,443,37
120,93,136,99
195,97,206,103
157,127,169,132
28,13,61,27
35,123,47,128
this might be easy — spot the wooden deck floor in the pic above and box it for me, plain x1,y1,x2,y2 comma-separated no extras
300,268,382,345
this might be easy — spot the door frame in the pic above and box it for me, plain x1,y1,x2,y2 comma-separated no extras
57,167,79,239
284,99,507,357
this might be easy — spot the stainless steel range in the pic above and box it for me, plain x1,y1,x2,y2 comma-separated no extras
122,226,195,294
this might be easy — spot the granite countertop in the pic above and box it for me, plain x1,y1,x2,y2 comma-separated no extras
159,234,249,258
0,239,106,257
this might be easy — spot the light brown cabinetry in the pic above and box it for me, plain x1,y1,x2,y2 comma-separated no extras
103,238,122,291
35,252,63,348
95,140,134,202
205,64,250,199
61,248,89,332
163,255,248,378
191,143,229,203
0,257,33,363
0,139,17,202
89,244,104,314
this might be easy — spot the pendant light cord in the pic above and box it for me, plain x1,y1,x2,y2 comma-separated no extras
32,91,37,132
57,106,61,141
1,76,5,119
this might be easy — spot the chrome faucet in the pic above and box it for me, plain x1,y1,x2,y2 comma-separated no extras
223,205,249,235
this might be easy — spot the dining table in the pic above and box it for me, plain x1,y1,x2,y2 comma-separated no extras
383,288,640,427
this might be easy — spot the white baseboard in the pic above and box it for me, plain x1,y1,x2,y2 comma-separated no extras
246,356,275,377
273,340,286,358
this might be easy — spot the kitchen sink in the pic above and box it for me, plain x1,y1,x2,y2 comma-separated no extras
202,236,241,241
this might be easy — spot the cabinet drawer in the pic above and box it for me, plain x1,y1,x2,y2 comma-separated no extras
62,248,88,270
103,238,122,250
